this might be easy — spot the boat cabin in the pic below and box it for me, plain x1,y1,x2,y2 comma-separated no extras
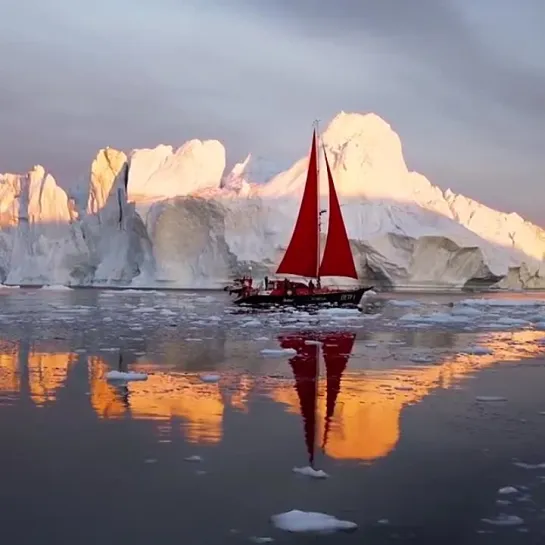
262,277,320,296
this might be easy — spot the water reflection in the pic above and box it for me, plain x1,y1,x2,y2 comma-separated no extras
28,347,77,405
0,341,19,395
278,331,356,467
89,355,130,418
89,351,225,443
0,340,76,406
271,330,545,462
1,330,544,462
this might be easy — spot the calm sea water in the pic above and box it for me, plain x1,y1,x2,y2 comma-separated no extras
0,288,545,544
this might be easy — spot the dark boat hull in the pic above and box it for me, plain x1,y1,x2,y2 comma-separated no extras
233,287,373,308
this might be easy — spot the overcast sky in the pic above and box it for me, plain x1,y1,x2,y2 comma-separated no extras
0,0,543,223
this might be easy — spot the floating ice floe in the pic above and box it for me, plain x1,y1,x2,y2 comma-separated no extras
481,514,524,526
388,299,421,307
260,348,297,356
195,296,215,303
105,370,148,381
241,319,261,327
184,455,203,462
498,486,518,495
513,461,545,469
271,510,357,533
292,466,329,479
317,308,360,316
408,354,434,363
200,374,220,383
40,284,73,291
399,312,469,325
475,396,507,402
461,347,493,356
460,298,545,307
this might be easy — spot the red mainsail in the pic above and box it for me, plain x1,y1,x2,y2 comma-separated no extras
279,334,319,466
321,332,356,450
276,131,319,278
280,331,356,466
318,150,358,279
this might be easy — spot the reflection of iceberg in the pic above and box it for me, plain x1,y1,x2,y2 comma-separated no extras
128,373,224,444
272,330,545,462
89,356,129,419
0,341,76,405
0,340,19,394
88,354,229,444
28,349,77,405
229,375,253,413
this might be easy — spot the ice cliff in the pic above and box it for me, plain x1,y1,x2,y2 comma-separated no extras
1,111,544,290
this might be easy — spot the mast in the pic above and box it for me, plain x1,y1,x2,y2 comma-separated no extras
315,120,321,283
312,336,320,468
315,121,328,285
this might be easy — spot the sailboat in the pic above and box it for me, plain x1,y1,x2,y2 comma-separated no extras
233,127,373,307
279,331,356,467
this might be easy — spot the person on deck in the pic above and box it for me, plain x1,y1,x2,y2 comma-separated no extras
308,279,315,293
316,278,321,290
264,276,269,289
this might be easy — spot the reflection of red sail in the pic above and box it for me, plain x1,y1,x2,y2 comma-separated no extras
322,333,356,450
279,332,356,467
279,334,318,466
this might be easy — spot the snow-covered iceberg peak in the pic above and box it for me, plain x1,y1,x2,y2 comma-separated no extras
259,112,447,212
319,112,447,206
127,139,226,201
0,165,74,227
0,166,86,285
87,147,128,219
221,153,251,193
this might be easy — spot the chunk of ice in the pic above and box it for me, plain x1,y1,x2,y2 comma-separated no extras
260,348,296,356
513,461,545,469
105,370,148,381
481,514,524,526
184,455,203,462
200,374,220,383
292,466,329,479
498,486,518,495
271,510,357,533
461,347,493,355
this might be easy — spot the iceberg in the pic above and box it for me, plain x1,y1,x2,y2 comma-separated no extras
1,111,544,290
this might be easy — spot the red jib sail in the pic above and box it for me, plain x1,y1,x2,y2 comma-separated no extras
318,149,358,279
276,131,319,278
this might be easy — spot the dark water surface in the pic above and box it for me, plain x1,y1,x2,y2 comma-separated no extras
1,288,545,544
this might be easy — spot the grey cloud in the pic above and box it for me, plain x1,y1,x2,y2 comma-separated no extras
0,0,543,224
